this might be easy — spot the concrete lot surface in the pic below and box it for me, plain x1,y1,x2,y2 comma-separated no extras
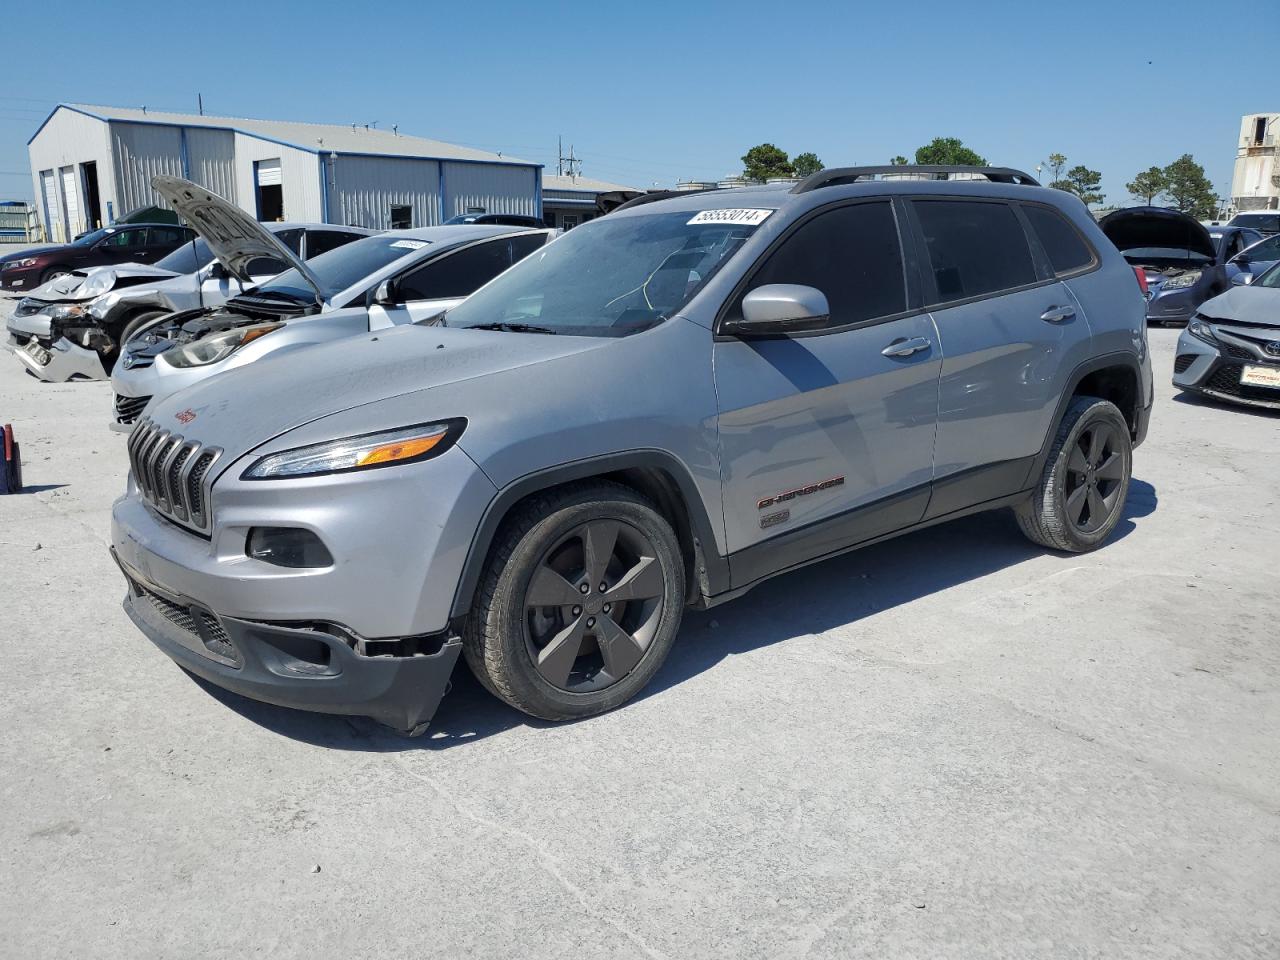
1,320,1277,959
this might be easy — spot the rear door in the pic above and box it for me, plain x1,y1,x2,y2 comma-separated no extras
908,197,1094,515
713,199,942,562
368,233,549,329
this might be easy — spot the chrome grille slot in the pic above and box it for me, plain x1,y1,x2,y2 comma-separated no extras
127,417,222,535
114,393,151,425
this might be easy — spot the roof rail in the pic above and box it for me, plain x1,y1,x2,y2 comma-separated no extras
609,188,716,214
791,165,1040,193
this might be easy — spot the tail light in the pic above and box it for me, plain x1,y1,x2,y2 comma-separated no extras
1132,266,1149,297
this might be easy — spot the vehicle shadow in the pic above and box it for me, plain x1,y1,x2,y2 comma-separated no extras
8,483,67,495
196,480,1158,752
1171,390,1280,420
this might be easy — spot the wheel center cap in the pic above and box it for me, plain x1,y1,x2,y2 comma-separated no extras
584,596,604,615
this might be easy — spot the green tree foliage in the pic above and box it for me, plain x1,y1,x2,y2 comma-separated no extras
1126,166,1168,205
792,152,824,178
914,137,987,166
1046,152,1067,183
1057,165,1105,207
1162,154,1218,219
742,143,794,181
890,155,909,166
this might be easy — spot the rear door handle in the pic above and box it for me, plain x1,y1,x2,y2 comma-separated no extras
881,336,931,358
1040,305,1076,324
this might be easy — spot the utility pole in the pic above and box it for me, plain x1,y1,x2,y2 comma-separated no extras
197,93,203,116
557,136,581,180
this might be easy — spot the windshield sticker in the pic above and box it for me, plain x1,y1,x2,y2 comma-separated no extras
687,208,774,226
390,239,428,250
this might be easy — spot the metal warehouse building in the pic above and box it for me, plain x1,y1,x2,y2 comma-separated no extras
27,103,543,242
541,174,640,230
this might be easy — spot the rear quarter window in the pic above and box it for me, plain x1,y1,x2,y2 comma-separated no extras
913,200,1037,302
1022,204,1095,275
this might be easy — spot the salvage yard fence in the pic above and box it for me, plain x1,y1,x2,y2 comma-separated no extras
0,203,41,244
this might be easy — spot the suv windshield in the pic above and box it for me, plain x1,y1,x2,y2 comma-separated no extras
156,238,214,274
440,211,760,336
1255,261,1280,288
256,235,431,303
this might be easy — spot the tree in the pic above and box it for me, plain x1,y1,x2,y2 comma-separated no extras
792,152,823,178
742,143,793,182
1058,165,1105,207
1162,154,1218,219
914,137,987,166
890,155,909,166
1126,166,1167,205
1046,152,1067,183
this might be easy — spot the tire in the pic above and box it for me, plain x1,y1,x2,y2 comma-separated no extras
1015,396,1132,553
40,269,69,285
463,480,686,721
118,310,168,348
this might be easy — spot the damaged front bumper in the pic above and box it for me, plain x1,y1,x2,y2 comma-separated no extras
8,334,109,381
113,548,461,734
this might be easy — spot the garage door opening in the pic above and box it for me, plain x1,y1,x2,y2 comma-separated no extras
254,159,283,222
81,161,102,230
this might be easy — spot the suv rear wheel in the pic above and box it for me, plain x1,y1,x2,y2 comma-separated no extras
464,481,686,720
1015,396,1132,553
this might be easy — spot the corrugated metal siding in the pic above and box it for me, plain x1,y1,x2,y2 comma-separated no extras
330,155,441,229
184,127,236,201
233,133,321,221
441,162,537,220
543,188,600,202
27,107,115,240
110,122,184,213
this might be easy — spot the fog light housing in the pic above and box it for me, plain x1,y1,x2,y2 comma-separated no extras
246,527,334,568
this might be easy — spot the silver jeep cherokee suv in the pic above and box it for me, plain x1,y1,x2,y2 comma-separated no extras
111,165,1153,734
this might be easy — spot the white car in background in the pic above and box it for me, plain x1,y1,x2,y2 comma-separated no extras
6,223,371,382
111,176,554,429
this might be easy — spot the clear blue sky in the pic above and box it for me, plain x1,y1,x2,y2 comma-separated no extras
0,0,1269,206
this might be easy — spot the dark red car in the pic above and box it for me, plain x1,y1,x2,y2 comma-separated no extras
0,222,196,292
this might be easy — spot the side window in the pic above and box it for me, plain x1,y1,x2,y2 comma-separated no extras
396,239,513,301
306,230,361,259
273,229,303,254
246,256,287,277
914,200,1037,302
98,228,136,248
147,226,185,247
737,201,906,325
508,233,548,265
1022,205,1095,276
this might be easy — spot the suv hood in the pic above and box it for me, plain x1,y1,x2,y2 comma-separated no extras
144,324,604,465
1098,206,1218,262
150,175,322,299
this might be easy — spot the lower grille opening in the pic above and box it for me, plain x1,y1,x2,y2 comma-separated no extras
1173,354,1196,374
138,586,240,666
114,393,150,425
1205,362,1280,403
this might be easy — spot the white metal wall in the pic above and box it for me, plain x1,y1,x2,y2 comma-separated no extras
440,161,538,220
329,154,442,229
27,107,115,241
233,134,322,221
184,127,237,201
110,122,184,213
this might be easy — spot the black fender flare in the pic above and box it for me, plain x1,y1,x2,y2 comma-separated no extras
448,449,729,620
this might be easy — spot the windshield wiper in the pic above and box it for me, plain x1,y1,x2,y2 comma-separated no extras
467,322,557,334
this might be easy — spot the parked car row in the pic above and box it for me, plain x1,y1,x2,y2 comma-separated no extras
0,223,196,292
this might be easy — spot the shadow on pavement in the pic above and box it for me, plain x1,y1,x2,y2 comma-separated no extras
1170,390,1280,420
192,479,1158,752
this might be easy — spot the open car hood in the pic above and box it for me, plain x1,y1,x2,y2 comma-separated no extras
1098,206,1217,262
150,175,323,300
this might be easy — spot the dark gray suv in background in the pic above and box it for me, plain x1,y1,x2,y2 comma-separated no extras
111,165,1153,734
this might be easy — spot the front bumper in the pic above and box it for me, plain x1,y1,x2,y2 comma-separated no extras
1173,328,1280,410
0,266,40,291
7,334,108,382
1146,288,1195,325
114,549,461,732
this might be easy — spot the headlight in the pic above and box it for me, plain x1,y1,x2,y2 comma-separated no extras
46,303,87,322
80,270,116,298
9,257,38,269
243,421,466,480
1187,316,1218,345
162,322,284,367
1162,270,1202,290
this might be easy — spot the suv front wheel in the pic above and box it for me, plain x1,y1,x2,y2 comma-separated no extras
464,481,687,720
1016,396,1133,553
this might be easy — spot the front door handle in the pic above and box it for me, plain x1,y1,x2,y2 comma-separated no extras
881,336,931,358
1040,305,1076,324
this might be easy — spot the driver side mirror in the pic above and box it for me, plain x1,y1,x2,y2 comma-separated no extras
1231,272,1253,286
722,284,831,338
207,262,227,280
370,278,398,307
